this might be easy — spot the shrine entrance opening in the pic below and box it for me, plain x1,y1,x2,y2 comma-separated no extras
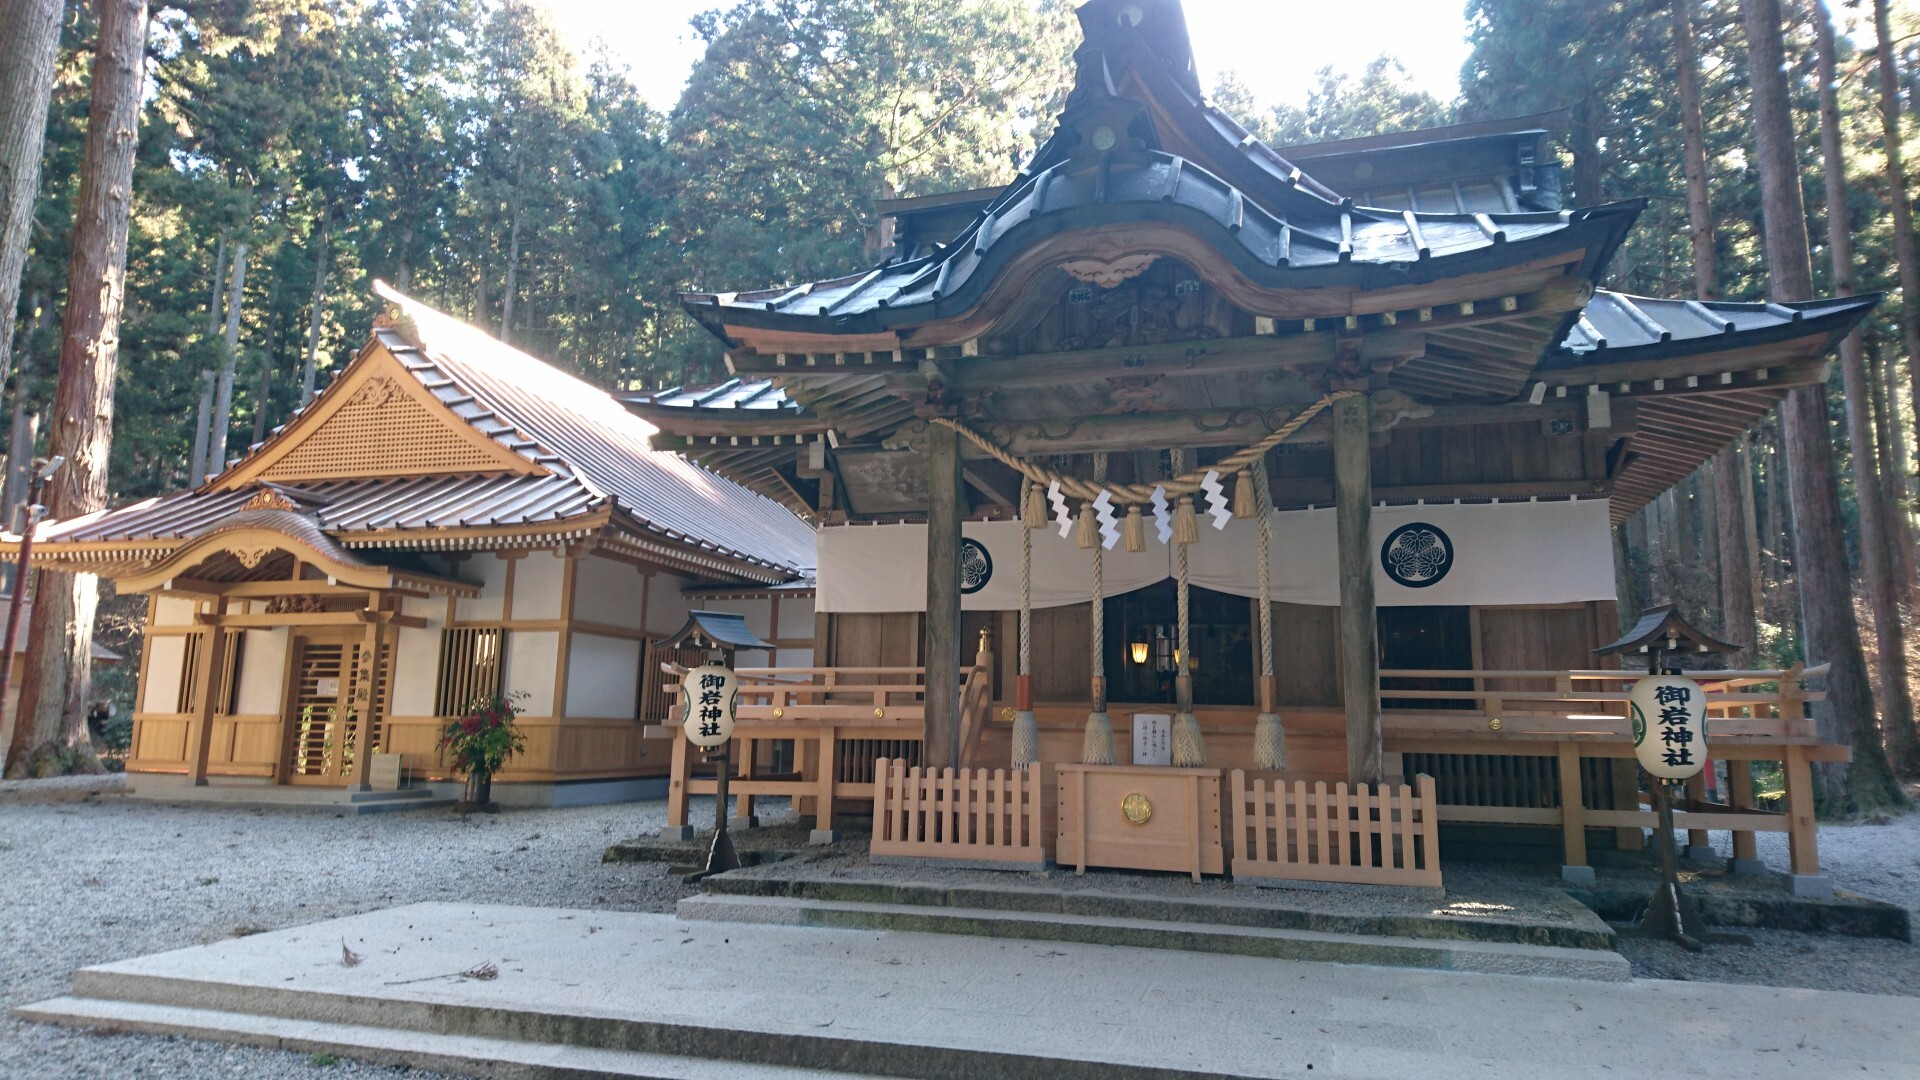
283,629,387,786
1103,581,1254,706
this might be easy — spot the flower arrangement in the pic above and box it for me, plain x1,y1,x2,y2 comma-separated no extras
439,692,527,778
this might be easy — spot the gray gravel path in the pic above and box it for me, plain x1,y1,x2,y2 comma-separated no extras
3,789,1917,1077
0,793,689,1079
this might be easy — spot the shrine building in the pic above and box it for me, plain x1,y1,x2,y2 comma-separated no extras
7,0,1862,888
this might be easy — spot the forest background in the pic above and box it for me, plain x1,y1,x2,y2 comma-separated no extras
5,0,1920,808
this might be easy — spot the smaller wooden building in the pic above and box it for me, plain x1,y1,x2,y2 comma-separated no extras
6,286,817,805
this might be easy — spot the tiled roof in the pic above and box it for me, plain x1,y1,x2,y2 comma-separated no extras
371,286,815,573
1552,292,1879,361
686,151,1634,332
32,289,818,580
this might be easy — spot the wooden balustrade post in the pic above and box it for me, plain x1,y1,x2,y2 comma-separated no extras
1782,744,1829,896
665,726,692,839
734,737,756,828
1725,757,1764,875
1557,741,1593,884
1682,771,1711,858
811,725,840,844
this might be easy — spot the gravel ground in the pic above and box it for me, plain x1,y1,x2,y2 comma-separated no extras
2,788,1917,1077
0,792,690,1079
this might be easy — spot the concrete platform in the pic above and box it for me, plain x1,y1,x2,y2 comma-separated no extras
123,775,455,814
19,901,1920,1079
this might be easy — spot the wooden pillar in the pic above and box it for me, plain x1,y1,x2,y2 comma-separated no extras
185,618,226,786
923,421,964,769
349,618,381,791
1334,393,1382,785
1557,742,1588,872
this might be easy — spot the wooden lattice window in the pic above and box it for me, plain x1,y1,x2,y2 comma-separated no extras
637,640,709,722
177,630,244,715
434,627,507,716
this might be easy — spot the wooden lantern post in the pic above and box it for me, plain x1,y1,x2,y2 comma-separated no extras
655,611,773,879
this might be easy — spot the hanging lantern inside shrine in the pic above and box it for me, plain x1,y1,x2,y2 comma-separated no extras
1628,673,1707,780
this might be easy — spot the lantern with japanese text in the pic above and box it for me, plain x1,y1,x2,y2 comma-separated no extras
681,664,739,749
1629,674,1707,780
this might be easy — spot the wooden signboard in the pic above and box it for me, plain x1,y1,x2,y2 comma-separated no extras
1056,763,1224,881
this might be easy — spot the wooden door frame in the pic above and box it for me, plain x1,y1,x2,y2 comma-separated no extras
280,627,362,786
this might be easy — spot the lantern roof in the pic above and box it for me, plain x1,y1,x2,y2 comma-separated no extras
656,610,776,653
1596,604,1741,658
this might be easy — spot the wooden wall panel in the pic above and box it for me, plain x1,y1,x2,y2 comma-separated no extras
1269,602,1341,707
1478,603,1605,694
1030,603,1091,703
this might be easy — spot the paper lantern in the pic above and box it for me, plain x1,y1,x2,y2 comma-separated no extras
681,664,739,749
1629,674,1707,780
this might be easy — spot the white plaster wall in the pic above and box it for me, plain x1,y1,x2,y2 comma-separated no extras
777,594,816,641
153,597,198,626
233,629,288,715
572,555,645,628
391,625,441,717
505,630,558,716
644,572,692,636
456,555,509,622
566,633,640,719
143,636,187,713
514,550,567,621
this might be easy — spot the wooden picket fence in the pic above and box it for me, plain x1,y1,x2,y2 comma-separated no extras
1229,771,1443,890
870,758,1047,869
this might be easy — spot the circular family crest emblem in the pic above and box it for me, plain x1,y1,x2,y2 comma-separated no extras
1380,522,1454,588
959,538,993,595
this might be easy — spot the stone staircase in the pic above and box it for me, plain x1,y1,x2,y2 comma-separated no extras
679,873,1630,982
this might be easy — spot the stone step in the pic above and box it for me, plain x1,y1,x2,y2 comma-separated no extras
676,893,1631,982
48,960,1278,1080
16,996,873,1080
699,873,1618,952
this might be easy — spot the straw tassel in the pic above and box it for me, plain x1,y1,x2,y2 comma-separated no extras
1076,503,1098,549
1082,711,1115,765
1253,713,1287,770
1233,469,1257,519
1123,504,1145,552
1173,495,1200,545
1022,480,1047,529
1012,709,1040,771
1172,712,1206,767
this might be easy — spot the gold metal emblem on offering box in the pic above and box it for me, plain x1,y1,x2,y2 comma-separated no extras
1121,792,1153,825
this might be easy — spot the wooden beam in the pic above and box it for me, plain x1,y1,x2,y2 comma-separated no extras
923,422,964,769
1334,394,1382,786
962,465,1016,508
185,619,227,786
937,331,1426,393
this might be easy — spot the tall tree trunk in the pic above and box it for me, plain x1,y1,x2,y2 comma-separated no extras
1743,0,1906,812
1675,0,1759,661
206,230,227,337
250,273,278,446
188,368,212,487
1816,0,1919,775
206,238,246,478
8,0,150,778
499,200,522,345
0,0,65,392
1872,0,1920,440
301,210,327,405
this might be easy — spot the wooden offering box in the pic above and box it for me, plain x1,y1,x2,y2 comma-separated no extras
1056,764,1224,881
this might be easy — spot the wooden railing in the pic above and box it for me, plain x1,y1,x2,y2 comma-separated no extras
1229,772,1442,890
656,644,995,833
871,758,1046,868
1376,664,1839,878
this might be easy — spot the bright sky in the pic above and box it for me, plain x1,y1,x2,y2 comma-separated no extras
538,0,1473,115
